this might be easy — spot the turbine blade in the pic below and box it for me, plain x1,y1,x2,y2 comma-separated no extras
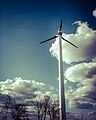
40,35,58,44
61,37,78,48
60,19,62,29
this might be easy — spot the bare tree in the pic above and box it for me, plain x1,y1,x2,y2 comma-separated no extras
34,95,59,120
11,103,28,120
0,95,14,120
34,95,50,120
47,100,59,120
0,94,29,120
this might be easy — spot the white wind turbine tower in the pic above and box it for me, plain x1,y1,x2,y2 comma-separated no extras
40,20,78,120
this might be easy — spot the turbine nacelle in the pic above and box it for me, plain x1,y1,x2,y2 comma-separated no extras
58,28,62,36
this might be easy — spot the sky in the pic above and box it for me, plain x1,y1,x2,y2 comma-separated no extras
0,0,96,118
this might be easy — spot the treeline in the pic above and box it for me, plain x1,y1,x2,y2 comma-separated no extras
0,94,84,120
0,94,60,120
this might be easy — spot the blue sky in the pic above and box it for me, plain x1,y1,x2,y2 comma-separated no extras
0,0,96,116
0,0,95,85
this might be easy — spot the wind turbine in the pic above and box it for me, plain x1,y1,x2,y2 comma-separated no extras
40,20,78,120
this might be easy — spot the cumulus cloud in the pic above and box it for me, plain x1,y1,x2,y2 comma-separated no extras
49,21,96,63
93,9,96,17
0,93,14,104
0,77,58,104
86,111,96,120
69,100,96,109
88,111,96,115
65,62,96,108
0,77,45,97
65,62,96,84
66,112,80,120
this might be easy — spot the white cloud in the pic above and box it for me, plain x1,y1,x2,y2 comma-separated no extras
86,111,96,120
65,62,96,83
68,100,96,109
49,21,96,63
88,111,96,115
0,94,12,103
0,77,58,103
66,112,80,120
65,62,96,108
93,9,96,17
0,77,45,96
